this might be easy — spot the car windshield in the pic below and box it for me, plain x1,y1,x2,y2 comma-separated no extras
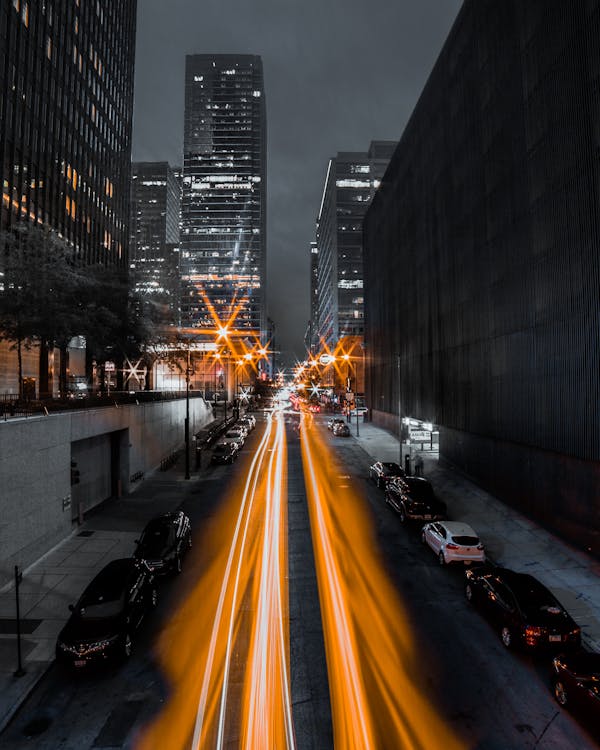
383,463,402,474
407,482,434,501
77,598,124,619
139,525,169,555
451,535,479,546
214,445,229,453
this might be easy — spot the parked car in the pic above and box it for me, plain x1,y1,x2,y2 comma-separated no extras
239,416,255,431
369,461,406,488
422,521,485,566
465,566,581,650
211,441,239,464
222,428,246,449
552,651,600,717
56,558,157,668
385,476,446,523
332,422,351,437
134,511,192,575
327,417,346,431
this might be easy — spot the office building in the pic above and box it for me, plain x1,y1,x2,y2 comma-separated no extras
181,54,267,342
0,0,137,393
363,0,600,554
315,142,395,348
130,162,181,323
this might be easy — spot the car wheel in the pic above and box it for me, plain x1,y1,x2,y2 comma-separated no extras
501,626,513,648
122,633,133,659
150,587,158,608
553,679,569,707
438,551,446,566
465,583,474,603
398,506,406,524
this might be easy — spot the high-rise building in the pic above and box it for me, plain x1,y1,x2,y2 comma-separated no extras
315,142,395,348
0,0,137,393
130,162,181,323
0,0,136,261
181,54,267,341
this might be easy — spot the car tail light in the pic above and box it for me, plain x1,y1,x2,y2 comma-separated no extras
525,625,544,637
446,543,459,550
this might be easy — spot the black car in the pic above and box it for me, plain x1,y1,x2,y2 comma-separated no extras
211,441,238,465
56,558,157,668
385,476,446,523
552,651,600,720
332,422,351,437
327,417,346,431
465,566,581,650
134,511,192,575
369,461,406,488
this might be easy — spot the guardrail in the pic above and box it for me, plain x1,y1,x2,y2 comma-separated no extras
0,391,207,421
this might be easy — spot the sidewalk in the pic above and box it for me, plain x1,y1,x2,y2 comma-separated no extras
353,420,600,653
0,460,198,734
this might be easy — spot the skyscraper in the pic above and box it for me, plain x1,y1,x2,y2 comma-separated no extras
0,0,136,261
130,162,181,324
0,0,137,394
181,54,266,342
315,141,395,348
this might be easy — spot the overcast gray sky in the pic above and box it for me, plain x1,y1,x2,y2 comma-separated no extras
132,0,462,361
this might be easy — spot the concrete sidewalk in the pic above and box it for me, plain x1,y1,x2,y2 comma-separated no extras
0,460,197,734
353,420,600,653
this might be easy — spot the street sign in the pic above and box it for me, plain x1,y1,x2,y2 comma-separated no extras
410,430,431,442
104,362,115,372
345,392,354,401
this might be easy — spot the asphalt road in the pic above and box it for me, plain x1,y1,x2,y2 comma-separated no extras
0,412,598,749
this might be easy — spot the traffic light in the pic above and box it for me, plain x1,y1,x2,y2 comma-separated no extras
70,460,80,486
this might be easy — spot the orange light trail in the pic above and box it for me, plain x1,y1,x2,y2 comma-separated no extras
300,412,466,750
137,411,296,750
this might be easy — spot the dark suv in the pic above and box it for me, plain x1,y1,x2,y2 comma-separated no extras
134,511,192,575
385,476,446,523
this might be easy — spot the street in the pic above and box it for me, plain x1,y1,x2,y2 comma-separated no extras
0,410,598,749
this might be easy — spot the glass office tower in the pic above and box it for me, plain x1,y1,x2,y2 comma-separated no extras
181,54,266,341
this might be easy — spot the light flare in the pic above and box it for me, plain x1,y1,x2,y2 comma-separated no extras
137,412,296,750
300,412,466,750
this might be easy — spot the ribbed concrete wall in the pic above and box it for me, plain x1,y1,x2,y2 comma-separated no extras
0,398,213,587
363,0,600,555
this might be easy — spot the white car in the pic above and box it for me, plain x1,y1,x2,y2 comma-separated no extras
222,429,245,450
421,521,485,566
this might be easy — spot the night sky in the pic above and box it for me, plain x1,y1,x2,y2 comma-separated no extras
132,0,462,362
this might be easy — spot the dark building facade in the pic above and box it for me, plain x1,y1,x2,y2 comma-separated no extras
315,142,395,348
363,0,600,554
130,162,181,323
0,0,136,261
181,54,267,341
0,0,137,394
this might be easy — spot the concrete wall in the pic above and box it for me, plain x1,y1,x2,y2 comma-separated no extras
0,397,213,587
441,427,600,560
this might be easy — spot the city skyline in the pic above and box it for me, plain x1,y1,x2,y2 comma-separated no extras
132,0,463,358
